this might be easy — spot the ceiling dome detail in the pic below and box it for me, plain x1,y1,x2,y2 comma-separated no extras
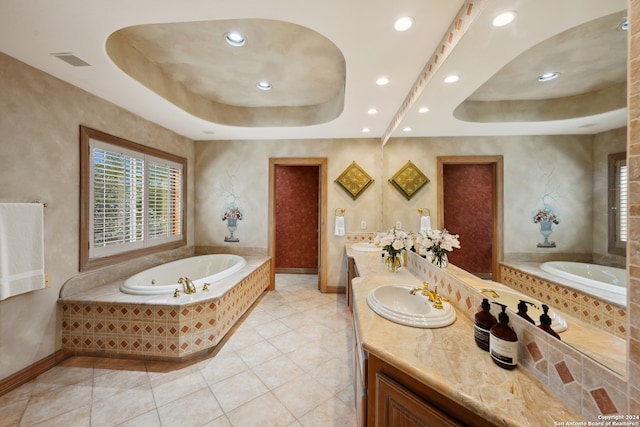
106,19,346,127
454,12,627,123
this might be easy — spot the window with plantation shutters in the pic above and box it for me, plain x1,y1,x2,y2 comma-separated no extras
147,157,183,241
618,163,628,243
80,126,186,271
91,144,145,257
608,152,627,256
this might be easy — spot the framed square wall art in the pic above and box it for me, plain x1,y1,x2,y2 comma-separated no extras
389,160,429,200
334,161,374,200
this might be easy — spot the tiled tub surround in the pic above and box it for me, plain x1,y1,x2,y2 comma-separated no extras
499,262,627,340
59,256,271,361
398,250,630,420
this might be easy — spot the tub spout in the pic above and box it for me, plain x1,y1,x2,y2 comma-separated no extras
178,277,197,294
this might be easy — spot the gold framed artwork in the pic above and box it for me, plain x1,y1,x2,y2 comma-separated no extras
389,160,429,200
334,161,374,200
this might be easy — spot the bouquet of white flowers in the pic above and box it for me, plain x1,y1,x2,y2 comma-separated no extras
374,228,414,272
416,228,460,268
374,228,414,256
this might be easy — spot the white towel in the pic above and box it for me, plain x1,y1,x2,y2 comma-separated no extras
0,203,45,300
334,216,345,237
419,215,432,234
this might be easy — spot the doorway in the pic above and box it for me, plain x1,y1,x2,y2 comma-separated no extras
268,158,328,292
437,156,503,279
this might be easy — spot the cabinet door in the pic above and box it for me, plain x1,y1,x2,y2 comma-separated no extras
375,373,463,427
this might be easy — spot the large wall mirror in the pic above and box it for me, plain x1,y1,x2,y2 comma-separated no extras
380,0,629,376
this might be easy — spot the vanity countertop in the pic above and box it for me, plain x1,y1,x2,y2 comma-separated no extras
346,245,583,427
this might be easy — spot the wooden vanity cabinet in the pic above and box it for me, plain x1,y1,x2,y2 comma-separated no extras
366,354,497,427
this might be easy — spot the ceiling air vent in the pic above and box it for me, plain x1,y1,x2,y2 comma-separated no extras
51,52,91,67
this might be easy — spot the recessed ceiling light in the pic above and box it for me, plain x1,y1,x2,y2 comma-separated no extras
368,108,378,115
403,127,412,132
362,127,371,133
256,81,272,90
224,32,246,47
492,11,516,27
394,17,414,32
538,72,559,82
418,107,429,113
444,75,459,83
376,77,389,86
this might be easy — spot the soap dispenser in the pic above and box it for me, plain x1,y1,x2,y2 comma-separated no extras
489,302,518,370
538,304,561,340
516,300,536,325
474,298,497,351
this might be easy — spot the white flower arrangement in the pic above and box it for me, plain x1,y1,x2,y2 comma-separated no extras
374,228,414,257
416,228,460,258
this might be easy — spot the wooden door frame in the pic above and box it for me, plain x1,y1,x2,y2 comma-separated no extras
268,158,328,292
437,156,504,279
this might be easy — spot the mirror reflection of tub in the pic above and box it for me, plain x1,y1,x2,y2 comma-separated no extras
479,287,568,333
539,261,626,306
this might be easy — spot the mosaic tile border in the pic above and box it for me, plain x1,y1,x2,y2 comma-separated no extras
346,232,376,243
500,264,626,339
406,251,629,419
60,260,270,360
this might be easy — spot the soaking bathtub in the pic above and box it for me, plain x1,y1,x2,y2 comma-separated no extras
540,261,626,305
120,254,247,295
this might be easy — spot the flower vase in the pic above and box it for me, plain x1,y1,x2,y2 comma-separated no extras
427,251,449,268
385,253,402,272
225,217,239,242
537,221,555,248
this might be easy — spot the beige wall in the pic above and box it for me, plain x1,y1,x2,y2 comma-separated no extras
0,52,196,379
383,135,596,256
194,139,383,287
195,132,617,287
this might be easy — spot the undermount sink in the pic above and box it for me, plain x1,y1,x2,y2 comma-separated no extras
367,284,456,328
351,242,381,252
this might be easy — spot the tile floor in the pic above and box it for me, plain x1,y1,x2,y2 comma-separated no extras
0,274,356,427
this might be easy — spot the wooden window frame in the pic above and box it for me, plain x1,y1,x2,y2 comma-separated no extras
79,126,187,271
608,151,627,256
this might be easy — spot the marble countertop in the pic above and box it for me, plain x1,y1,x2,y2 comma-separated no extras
347,245,583,427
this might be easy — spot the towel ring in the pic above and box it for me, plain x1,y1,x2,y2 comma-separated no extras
335,207,345,216
418,208,430,215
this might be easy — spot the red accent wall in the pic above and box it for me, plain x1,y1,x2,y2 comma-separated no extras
275,166,319,269
443,164,493,276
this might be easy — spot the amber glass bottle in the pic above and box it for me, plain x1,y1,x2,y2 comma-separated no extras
538,304,561,340
489,303,518,370
474,298,497,351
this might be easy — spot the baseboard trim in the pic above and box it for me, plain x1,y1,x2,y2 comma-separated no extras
0,349,71,397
